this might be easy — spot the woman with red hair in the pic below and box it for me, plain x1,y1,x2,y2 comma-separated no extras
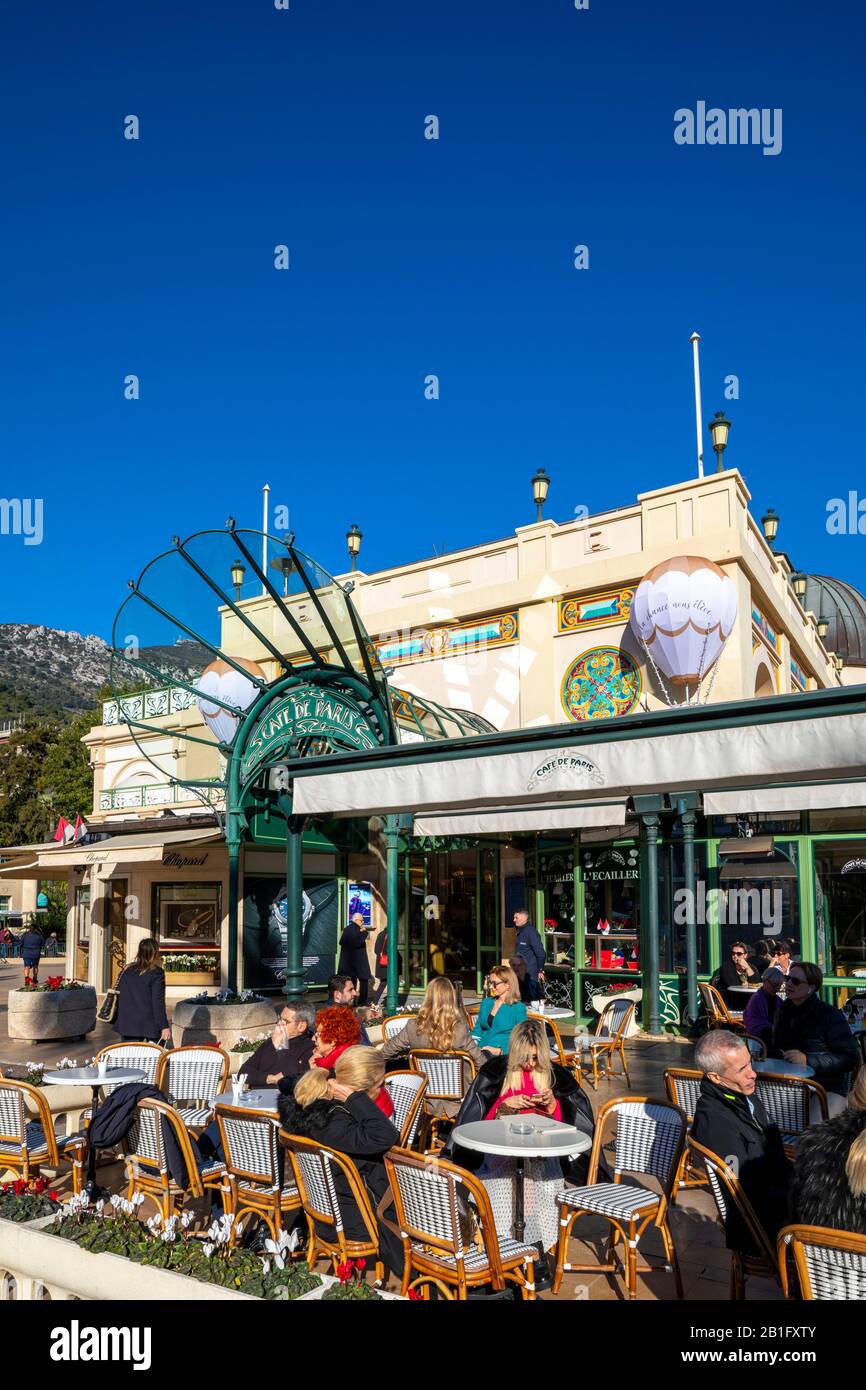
309,1006,362,1073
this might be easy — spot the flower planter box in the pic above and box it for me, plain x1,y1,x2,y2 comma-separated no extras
171,997,277,1051
164,971,219,988
7,986,97,1043
299,1273,406,1301
0,1216,258,1301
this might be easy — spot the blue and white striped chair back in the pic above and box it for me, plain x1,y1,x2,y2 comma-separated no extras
754,1075,809,1134
666,1072,702,1122
388,1157,466,1252
384,1073,426,1146
291,1148,345,1232
162,1048,224,1107
411,1053,467,1101
218,1109,280,1186
0,1081,26,1144
791,1235,866,1300
611,1100,683,1185
97,1042,162,1086
128,1103,166,1172
597,997,634,1039
383,1015,413,1040
701,1152,729,1222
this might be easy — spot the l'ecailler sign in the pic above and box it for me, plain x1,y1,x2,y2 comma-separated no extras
239,684,379,783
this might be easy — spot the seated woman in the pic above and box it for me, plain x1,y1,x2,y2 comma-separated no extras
790,1066,866,1235
380,977,487,1116
309,1005,363,1074
743,966,785,1047
470,964,527,1057
279,1046,403,1276
771,961,860,1113
444,1020,600,1262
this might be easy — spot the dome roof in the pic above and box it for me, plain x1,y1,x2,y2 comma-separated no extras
804,574,866,667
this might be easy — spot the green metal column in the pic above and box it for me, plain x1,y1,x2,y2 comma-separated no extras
226,817,240,994
640,811,661,1034
679,800,698,1028
384,814,401,1015
284,816,305,1000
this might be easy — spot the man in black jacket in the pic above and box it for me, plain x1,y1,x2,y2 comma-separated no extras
513,910,546,1002
240,999,315,1091
691,1030,791,1254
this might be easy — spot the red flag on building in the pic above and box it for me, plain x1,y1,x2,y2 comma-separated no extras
72,815,87,843
52,817,73,844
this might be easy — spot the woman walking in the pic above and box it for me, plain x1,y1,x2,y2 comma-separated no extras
115,937,172,1043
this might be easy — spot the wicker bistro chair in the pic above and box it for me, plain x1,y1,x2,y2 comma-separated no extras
215,1104,300,1242
744,1034,767,1062
384,1147,538,1301
156,1045,230,1130
754,1072,829,1157
778,1225,866,1301
699,982,744,1031
662,1068,707,1196
382,1014,414,1041
687,1135,780,1298
281,1132,386,1283
383,1071,428,1149
125,1097,228,1222
0,1078,87,1195
552,1096,687,1300
527,1012,581,1079
577,998,635,1090
408,1050,477,1151
95,1041,164,1085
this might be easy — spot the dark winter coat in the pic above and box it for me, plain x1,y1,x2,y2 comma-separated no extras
115,966,169,1040
337,922,372,981
20,929,44,963
514,921,546,980
790,1106,866,1235
373,930,402,984
240,1033,314,1090
443,1057,602,1185
691,1074,792,1253
712,959,758,1009
771,993,860,1097
88,1082,195,1187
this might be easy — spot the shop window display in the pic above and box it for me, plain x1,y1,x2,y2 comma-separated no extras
581,845,640,971
814,841,866,983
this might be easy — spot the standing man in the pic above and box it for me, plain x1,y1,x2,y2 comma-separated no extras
512,908,546,1002
337,912,373,1005
19,922,45,987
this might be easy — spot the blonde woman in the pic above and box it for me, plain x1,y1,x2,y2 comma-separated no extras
380,977,487,1117
791,1064,866,1235
470,964,527,1056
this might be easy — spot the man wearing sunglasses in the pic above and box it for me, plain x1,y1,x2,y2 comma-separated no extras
771,961,859,1115
712,940,758,1009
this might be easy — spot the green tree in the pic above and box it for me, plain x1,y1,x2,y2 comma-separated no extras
0,721,59,844
38,706,98,823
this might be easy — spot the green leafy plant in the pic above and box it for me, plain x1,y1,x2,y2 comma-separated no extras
231,1033,270,1054
323,1258,384,1301
0,1177,60,1221
17,976,84,993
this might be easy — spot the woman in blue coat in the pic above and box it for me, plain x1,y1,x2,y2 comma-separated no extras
115,937,172,1043
471,964,527,1055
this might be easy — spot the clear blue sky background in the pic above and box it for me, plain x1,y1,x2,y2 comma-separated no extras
3,0,864,638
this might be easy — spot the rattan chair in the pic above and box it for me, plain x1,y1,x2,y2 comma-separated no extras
281,1131,386,1283
527,1012,581,1079
577,998,635,1089
385,1147,537,1300
687,1135,780,1298
124,1096,228,1221
408,1050,477,1151
0,1078,86,1195
552,1096,686,1300
156,1045,230,1129
743,1034,767,1061
95,1040,164,1085
662,1067,707,1195
383,1071,427,1149
754,1072,829,1157
699,982,745,1030
215,1103,300,1242
778,1225,866,1300
382,1014,414,1041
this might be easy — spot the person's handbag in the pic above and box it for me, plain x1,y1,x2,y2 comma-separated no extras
96,967,127,1025
378,949,388,968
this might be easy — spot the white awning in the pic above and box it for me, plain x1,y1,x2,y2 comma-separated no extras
32,827,223,875
704,783,866,815
292,709,866,818
413,801,627,836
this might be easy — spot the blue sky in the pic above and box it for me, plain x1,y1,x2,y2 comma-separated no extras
3,0,864,637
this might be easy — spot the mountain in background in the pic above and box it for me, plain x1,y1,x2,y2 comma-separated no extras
0,625,210,719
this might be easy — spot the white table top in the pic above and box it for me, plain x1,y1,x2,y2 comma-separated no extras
533,1007,574,1021
42,1066,145,1087
753,1058,815,1079
727,984,761,995
215,1088,280,1114
453,1115,592,1159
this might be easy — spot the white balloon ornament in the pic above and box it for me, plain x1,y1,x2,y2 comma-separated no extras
630,556,738,692
196,658,266,745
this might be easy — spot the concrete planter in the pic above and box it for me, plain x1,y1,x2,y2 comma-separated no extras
7,986,97,1044
0,1216,257,1301
171,996,277,1051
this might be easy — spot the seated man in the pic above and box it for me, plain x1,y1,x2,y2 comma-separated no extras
691,1030,792,1254
326,973,371,1044
239,999,316,1091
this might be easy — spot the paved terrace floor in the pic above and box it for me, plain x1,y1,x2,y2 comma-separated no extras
0,959,781,1301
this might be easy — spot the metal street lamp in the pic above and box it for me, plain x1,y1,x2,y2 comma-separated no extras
708,411,731,472
532,468,550,522
760,507,779,549
346,524,363,572
817,614,829,640
835,652,845,674
792,572,808,603
230,560,246,601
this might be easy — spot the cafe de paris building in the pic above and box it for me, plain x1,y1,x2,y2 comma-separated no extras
3,466,866,1031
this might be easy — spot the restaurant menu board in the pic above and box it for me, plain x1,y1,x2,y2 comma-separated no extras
243,876,340,989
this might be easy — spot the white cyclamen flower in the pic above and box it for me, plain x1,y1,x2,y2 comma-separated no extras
202,1242,216,1257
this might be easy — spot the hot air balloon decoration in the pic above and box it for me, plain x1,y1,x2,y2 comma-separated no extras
630,555,738,703
196,658,267,745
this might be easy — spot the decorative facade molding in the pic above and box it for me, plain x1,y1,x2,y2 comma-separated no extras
557,587,635,634
374,611,519,667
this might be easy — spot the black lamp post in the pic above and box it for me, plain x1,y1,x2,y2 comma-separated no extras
792,572,808,604
346,524,363,572
532,468,550,522
760,507,779,550
230,560,246,601
708,411,731,472
817,614,829,640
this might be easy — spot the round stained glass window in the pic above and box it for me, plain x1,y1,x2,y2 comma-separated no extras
561,647,641,721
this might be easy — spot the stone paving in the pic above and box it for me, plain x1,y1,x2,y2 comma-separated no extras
0,958,782,1301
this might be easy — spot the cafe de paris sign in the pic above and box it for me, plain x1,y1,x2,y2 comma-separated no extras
239,683,379,785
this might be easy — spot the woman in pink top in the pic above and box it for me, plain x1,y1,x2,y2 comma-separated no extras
485,1025,562,1122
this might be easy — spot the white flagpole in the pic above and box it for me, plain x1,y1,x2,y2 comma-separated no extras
690,332,704,478
261,483,270,595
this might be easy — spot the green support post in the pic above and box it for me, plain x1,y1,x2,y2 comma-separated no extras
640,811,661,1035
384,815,400,1015
679,799,698,1029
226,823,240,994
284,816,306,1000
